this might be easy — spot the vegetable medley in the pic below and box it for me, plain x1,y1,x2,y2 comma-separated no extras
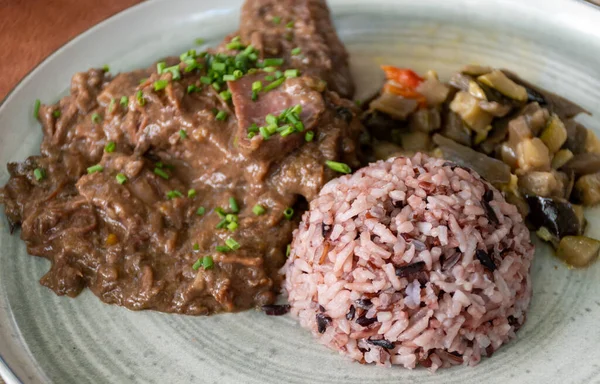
363,65,600,268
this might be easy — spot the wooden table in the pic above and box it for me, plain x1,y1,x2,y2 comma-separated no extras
0,0,143,101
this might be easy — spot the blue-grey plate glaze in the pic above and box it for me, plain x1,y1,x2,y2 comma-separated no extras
1,0,599,383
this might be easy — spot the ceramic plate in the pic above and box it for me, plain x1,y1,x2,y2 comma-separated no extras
1,0,600,383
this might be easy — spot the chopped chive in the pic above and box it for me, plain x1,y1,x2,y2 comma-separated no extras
252,204,266,215
355,99,362,107
91,113,102,124
263,58,284,67
290,104,302,115
280,125,296,137
180,49,196,61
305,131,315,142
248,123,259,133
52,109,61,118
179,129,188,139
157,61,166,74
116,173,127,184
136,90,145,106
291,47,301,55
263,66,277,73
274,71,283,79
154,167,169,179
120,96,129,108
187,85,199,93
33,99,41,118
286,21,295,28
153,79,169,91
164,65,181,80
33,168,45,181
216,218,228,229
183,58,200,73
286,244,291,257
264,75,275,82
252,81,263,92
108,98,117,113
102,64,110,72
212,62,226,71
251,91,259,101
272,16,281,25
192,258,202,270
187,189,196,198
200,76,212,84
227,40,242,50
216,245,230,253
193,243,200,251
215,207,226,218
225,238,240,250
247,132,256,138
266,124,278,135
155,162,164,168
229,197,239,213
326,160,351,174
283,207,294,220
284,69,299,78
212,82,221,91
263,77,286,92
105,141,116,153
219,90,232,101
233,70,243,79
227,222,238,231
225,214,238,223
195,38,205,45
265,114,278,126
222,74,236,82
202,255,214,270
87,164,104,174
196,206,205,216
259,126,270,140
215,110,228,121
166,190,184,199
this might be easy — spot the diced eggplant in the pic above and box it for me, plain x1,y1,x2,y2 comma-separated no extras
479,100,512,117
362,111,404,141
556,236,600,268
416,78,450,106
525,196,583,238
461,64,493,77
477,70,528,102
409,108,441,133
585,128,600,154
448,73,473,92
433,134,511,184
507,116,532,146
519,102,550,136
551,149,574,170
502,70,589,119
370,92,419,120
518,171,562,198
539,114,567,153
515,138,551,173
441,111,472,146
574,172,600,205
401,131,431,151
373,140,406,161
564,119,589,154
449,91,493,132
562,153,600,175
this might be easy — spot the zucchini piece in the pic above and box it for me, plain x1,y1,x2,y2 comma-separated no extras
539,114,567,153
477,70,528,102
556,236,600,268
551,149,574,169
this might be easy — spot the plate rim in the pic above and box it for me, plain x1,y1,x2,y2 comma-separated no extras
1,0,600,383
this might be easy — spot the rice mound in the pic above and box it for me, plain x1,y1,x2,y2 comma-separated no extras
283,154,534,371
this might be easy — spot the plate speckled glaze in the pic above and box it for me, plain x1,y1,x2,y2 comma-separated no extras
1,0,600,383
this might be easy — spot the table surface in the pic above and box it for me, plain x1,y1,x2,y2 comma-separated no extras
0,0,143,101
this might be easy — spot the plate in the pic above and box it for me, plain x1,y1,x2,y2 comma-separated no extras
1,0,600,383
